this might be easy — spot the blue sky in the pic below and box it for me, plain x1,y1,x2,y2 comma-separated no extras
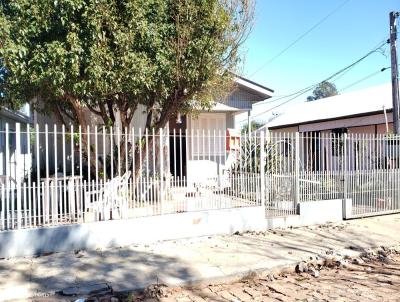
238,0,400,124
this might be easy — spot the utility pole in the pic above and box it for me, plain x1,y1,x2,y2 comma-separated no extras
390,11,400,134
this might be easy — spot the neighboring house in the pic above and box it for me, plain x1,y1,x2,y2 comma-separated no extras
0,104,33,184
265,83,394,134
262,83,398,172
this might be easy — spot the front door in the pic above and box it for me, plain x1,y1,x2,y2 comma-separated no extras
169,115,187,180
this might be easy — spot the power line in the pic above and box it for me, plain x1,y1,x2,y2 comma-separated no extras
251,66,391,120
253,39,389,107
251,88,313,118
250,42,390,119
339,67,390,92
250,0,351,77
332,37,388,82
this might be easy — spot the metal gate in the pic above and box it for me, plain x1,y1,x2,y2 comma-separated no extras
345,169,400,218
344,134,400,218
265,132,400,219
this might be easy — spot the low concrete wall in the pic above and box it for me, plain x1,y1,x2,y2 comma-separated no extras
266,199,345,229
0,200,354,258
0,206,266,258
343,199,353,219
298,199,344,225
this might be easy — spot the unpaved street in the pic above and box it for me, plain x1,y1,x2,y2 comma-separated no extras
126,254,400,302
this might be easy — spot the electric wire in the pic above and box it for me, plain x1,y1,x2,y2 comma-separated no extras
250,0,351,77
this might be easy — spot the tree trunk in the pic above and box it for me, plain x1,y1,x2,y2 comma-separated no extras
133,100,178,180
67,96,102,179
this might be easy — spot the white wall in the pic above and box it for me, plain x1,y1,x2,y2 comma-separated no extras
0,117,32,182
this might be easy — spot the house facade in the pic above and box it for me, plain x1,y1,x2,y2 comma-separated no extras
30,76,273,183
265,83,394,134
264,83,398,172
0,105,33,185
172,76,273,181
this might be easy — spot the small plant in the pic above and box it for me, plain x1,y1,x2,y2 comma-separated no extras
65,132,80,147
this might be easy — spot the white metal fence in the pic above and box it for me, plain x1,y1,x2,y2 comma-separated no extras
0,124,264,230
265,132,400,218
1,124,400,231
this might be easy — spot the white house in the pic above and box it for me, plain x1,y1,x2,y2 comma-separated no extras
262,83,398,172
32,76,274,182
265,83,394,134
0,105,33,185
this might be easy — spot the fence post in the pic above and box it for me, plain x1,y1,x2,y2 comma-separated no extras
342,133,348,218
294,132,300,209
5,123,10,229
260,131,265,207
16,123,22,229
159,128,164,214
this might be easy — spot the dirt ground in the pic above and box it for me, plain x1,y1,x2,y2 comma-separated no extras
121,253,400,302
26,251,400,302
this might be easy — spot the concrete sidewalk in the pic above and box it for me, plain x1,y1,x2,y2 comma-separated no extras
1,214,400,301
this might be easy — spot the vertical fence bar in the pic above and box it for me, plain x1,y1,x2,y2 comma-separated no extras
138,128,142,203
260,131,265,208
1,180,4,230
23,182,27,227
5,124,11,228
4,123,9,228
110,126,114,179
95,126,98,205
15,123,22,228
27,124,32,227
35,124,40,226
44,124,49,224
117,126,121,177
33,182,36,227
62,125,67,221
152,128,156,212
160,128,164,214
131,128,135,210
125,127,129,178
71,125,77,221
294,132,300,211
79,126,83,222
87,125,91,190
342,133,348,218
54,124,58,224
145,128,149,187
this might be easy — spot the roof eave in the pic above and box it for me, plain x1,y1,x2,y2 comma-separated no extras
0,107,33,124
268,109,392,130
234,77,274,99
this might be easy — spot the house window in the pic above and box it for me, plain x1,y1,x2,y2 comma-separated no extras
20,131,29,154
283,139,291,157
8,131,16,154
331,128,347,156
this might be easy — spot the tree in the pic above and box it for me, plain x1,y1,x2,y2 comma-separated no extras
307,81,338,101
0,0,254,128
0,0,254,177
240,120,264,134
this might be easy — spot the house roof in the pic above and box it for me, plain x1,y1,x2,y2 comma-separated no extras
234,75,274,100
267,83,394,129
210,102,243,112
0,106,32,124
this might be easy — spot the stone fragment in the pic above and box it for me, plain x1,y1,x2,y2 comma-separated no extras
308,267,320,278
143,284,169,299
295,261,308,273
352,257,364,265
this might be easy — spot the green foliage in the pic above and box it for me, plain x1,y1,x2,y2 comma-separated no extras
307,81,338,102
233,135,287,175
240,120,264,134
0,0,254,128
